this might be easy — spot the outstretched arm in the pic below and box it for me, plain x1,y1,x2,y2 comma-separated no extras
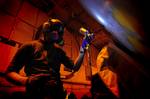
60,47,85,79
73,47,85,72
73,32,94,72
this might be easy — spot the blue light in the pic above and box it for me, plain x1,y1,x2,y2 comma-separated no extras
79,0,136,51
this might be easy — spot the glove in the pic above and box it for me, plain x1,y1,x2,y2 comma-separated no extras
81,33,94,50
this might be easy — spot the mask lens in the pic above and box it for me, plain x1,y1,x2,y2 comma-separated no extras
51,24,64,35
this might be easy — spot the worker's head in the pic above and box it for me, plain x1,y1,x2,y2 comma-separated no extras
42,18,64,46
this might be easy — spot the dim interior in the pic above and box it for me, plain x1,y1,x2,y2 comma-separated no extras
0,0,149,99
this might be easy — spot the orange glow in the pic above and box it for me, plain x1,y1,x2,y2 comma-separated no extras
96,45,119,97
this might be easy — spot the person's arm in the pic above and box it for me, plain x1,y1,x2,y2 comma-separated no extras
73,33,94,72
5,43,33,85
7,72,28,85
72,47,85,72
60,32,94,74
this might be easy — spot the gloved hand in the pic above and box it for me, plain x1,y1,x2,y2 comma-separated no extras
81,32,94,50
26,74,51,87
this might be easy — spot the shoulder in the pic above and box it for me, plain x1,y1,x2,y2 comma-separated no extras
18,40,43,53
21,40,43,48
31,40,43,48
